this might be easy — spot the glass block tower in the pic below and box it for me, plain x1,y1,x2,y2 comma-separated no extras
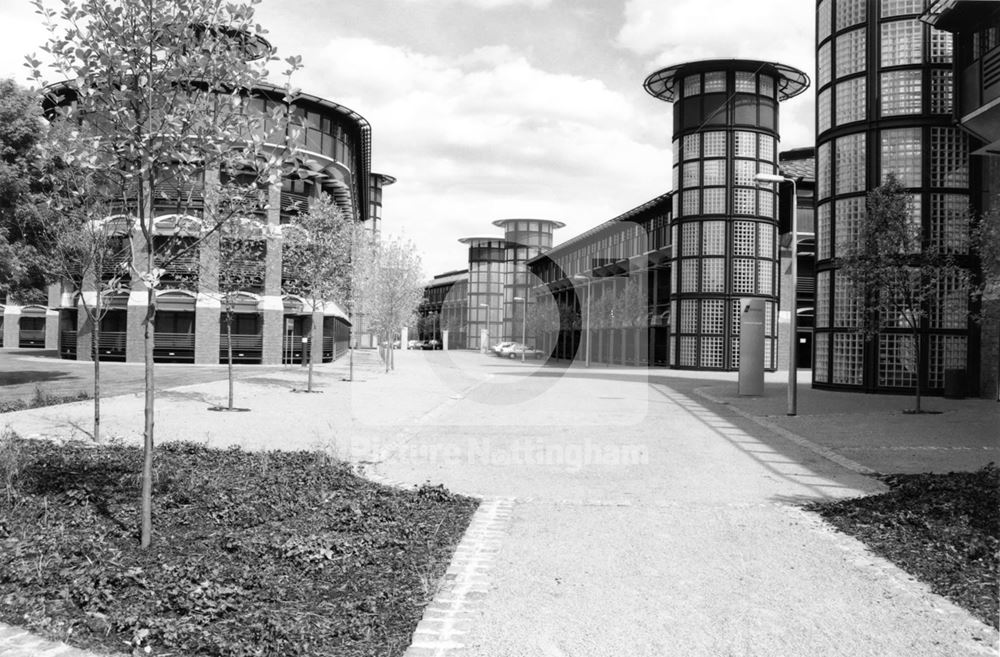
644,59,810,370
493,219,564,344
814,0,975,392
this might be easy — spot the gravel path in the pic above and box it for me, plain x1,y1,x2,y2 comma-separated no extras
1,349,997,657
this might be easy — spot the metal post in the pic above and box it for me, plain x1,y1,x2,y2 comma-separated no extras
788,178,798,416
756,173,798,416
585,280,591,368
521,296,527,363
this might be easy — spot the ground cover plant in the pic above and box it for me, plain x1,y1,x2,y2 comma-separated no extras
0,386,90,413
0,436,479,656
808,465,999,628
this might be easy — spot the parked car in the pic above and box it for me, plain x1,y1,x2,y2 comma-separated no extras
422,339,442,350
392,339,401,349
497,342,545,359
491,341,516,355
409,340,426,350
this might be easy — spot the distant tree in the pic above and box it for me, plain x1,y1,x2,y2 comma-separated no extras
612,277,648,328
0,78,47,304
356,235,424,373
972,201,1000,400
29,0,299,548
281,194,353,391
840,174,970,412
524,292,559,350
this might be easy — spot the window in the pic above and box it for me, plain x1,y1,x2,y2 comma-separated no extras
758,189,775,220
735,72,756,93
881,69,922,115
835,77,866,125
928,335,967,388
703,188,726,214
733,95,758,126
700,337,724,368
835,133,866,194
836,29,867,77
681,223,699,256
881,20,922,67
734,221,756,255
683,133,700,160
818,42,832,88
701,259,725,293
684,75,702,97
816,271,831,328
733,188,756,215
930,127,968,188
833,273,861,327
817,141,832,199
703,71,726,93
734,131,756,158
703,132,727,157
818,0,832,40
835,0,865,30
732,258,755,294
757,223,775,258
817,203,832,260
703,159,726,185
758,134,775,162
818,88,832,133
881,127,922,187
679,299,698,332
930,273,968,329
702,221,725,255
930,193,970,253
879,334,917,387
929,28,953,63
815,333,830,383
734,159,756,186
757,260,773,296
832,333,864,384
682,190,699,217
835,196,865,257
880,0,922,17
930,69,953,114
759,75,774,99
682,162,700,188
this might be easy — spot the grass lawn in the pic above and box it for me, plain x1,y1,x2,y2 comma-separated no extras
808,465,999,629
0,435,479,656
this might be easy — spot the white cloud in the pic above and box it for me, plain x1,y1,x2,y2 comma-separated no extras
297,37,669,276
617,0,816,158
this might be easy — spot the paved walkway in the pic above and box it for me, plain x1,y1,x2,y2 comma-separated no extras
0,349,997,656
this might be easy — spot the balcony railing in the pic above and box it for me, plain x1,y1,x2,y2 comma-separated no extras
154,332,195,351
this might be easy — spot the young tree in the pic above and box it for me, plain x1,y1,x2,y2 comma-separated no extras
840,174,970,412
30,126,129,443
29,0,299,547
280,194,353,391
356,235,424,373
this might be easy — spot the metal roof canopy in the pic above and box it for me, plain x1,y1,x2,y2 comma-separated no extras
643,59,810,103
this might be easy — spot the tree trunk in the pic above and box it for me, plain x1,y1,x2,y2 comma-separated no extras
226,309,234,409
92,292,101,444
307,325,314,392
141,285,155,548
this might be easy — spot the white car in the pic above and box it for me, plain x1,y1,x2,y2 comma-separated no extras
497,342,545,359
491,341,516,355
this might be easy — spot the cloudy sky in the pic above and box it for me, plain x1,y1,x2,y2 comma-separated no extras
0,0,815,279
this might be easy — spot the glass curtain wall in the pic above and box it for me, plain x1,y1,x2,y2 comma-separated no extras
814,0,973,392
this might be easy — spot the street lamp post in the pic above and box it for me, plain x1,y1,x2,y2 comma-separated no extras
572,274,591,368
513,296,528,362
755,172,798,416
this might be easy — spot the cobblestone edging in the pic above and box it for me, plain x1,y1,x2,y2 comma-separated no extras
402,496,514,657
687,385,879,476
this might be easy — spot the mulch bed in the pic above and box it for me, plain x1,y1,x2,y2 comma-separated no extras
0,437,479,656
808,465,999,629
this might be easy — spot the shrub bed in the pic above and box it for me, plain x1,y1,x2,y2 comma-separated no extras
808,465,999,628
0,387,91,414
0,437,479,656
